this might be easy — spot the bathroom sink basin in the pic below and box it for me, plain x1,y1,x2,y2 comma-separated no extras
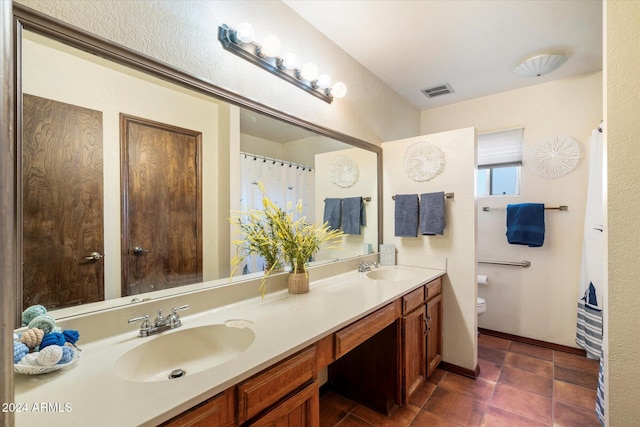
113,324,255,382
366,267,417,282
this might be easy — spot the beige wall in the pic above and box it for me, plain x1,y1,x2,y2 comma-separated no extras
421,73,602,348
15,0,419,144
605,1,640,424
382,128,477,371
315,148,379,260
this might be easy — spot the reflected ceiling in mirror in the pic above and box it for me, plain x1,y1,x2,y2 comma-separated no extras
16,20,380,325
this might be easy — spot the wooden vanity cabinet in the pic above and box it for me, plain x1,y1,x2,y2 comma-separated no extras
328,301,402,416
426,278,443,377
161,388,235,427
401,286,427,404
246,380,319,426
238,346,317,425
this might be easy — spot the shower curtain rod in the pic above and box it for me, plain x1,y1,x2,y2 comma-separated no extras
241,151,313,171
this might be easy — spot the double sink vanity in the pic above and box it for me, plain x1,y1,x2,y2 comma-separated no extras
14,261,445,426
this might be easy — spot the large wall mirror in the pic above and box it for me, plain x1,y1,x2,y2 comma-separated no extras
14,5,381,326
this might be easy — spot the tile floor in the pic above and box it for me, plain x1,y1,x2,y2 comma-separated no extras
319,333,601,426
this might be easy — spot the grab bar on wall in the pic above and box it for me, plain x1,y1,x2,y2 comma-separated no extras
478,259,531,268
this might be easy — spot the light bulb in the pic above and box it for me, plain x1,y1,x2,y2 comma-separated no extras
259,34,281,57
331,82,347,98
281,52,297,70
315,74,332,89
300,63,319,81
235,22,254,43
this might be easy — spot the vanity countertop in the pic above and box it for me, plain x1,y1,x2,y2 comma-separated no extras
14,265,444,426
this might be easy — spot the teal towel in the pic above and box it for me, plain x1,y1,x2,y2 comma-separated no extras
420,192,445,235
342,197,365,235
394,194,419,237
323,198,342,230
506,203,545,247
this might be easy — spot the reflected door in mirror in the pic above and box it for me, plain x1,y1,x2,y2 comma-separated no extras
121,114,203,296
22,94,105,310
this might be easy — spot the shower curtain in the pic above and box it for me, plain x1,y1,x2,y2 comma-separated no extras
576,129,604,425
238,154,315,274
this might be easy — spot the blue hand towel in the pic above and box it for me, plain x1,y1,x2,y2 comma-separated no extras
506,203,545,247
420,192,445,235
342,197,364,235
394,194,419,237
323,198,342,230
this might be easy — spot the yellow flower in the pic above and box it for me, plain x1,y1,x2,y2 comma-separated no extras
229,182,345,297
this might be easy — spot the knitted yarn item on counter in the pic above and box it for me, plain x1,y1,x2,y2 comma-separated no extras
13,341,29,364
62,329,80,344
57,346,75,364
18,353,41,366
37,345,63,366
19,328,44,349
39,332,66,350
27,314,56,334
21,304,47,326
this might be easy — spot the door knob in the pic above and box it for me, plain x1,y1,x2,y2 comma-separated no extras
133,246,149,254
84,251,103,261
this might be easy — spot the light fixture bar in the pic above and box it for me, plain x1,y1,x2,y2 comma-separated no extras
218,24,333,104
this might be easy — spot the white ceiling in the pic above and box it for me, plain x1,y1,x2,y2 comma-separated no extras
283,0,603,111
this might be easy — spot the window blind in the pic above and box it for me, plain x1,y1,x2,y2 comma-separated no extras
477,128,523,167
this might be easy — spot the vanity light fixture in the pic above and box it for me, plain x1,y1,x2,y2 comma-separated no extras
219,23,346,103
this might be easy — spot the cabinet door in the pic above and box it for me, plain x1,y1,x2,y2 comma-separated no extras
248,381,319,427
426,293,443,377
161,388,235,427
402,305,427,404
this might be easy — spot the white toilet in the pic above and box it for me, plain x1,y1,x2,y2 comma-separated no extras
477,297,486,335
477,297,486,316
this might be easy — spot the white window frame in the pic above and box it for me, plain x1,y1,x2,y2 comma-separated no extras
477,128,524,197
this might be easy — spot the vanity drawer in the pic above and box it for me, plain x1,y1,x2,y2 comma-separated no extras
426,277,442,300
402,286,425,314
335,301,399,359
237,346,317,424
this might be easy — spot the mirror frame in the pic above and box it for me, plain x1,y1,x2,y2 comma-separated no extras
11,4,383,327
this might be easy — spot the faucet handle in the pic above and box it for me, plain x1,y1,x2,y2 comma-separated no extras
171,304,189,314
168,304,189,328
128,314,151,330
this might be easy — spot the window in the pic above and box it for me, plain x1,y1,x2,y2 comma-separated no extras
476,128,523,197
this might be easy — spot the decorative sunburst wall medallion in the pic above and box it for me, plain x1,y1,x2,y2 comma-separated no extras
403,142,445,182
330,155,359,188
528,135,581,178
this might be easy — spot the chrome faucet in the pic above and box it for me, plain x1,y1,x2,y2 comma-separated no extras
128,304,189,337
357,261,379,272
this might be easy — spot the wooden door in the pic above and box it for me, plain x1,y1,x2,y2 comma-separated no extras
402,305,427,404
426,293,443,376
121,114,202,296
22,94,104,310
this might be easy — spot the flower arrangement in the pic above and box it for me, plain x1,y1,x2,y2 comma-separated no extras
230,183,344,295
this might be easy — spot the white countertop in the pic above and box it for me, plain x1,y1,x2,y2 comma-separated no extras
14,265,444,426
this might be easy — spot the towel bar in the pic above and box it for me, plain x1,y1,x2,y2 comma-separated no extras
392,192,454,200
478,259,531,268
482,205,567,212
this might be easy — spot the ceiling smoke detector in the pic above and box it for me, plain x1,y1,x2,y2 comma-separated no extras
421,83,455,99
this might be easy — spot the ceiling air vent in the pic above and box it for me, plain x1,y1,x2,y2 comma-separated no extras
421,83,455,99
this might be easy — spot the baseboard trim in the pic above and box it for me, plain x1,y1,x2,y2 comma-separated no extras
478,328,587,356
439,361,479,379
